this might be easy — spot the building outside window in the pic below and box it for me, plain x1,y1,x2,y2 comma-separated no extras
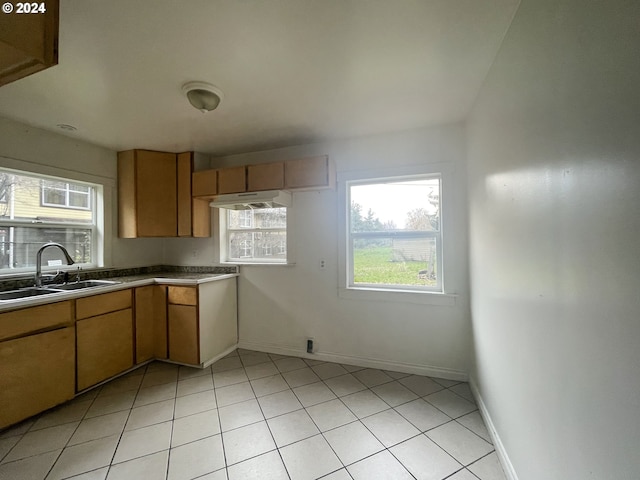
0,168,100,272
41,180,91,210
346,174,442,292
224,207,287,263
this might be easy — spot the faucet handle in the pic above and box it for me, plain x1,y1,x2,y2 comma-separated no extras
75,266,81,283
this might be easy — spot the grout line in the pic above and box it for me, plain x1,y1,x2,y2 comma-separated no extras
253,396,291,478
210,363,229,479
4,349,485,480
103,362,150,479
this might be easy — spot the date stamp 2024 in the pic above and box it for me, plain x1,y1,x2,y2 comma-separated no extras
2,2,47,14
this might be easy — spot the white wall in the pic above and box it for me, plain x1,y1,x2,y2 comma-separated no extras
0,116,164,268
466,1,640,478
164,124,471,377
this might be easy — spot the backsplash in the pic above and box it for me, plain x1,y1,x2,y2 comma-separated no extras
0,265,238,292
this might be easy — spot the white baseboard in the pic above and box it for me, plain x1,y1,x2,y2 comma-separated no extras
237,340,468,381
469,378,519,480
202,344,239,368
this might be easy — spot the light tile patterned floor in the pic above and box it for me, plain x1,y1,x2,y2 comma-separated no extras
0,349,507,480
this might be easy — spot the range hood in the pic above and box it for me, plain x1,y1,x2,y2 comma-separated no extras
209,190,292,210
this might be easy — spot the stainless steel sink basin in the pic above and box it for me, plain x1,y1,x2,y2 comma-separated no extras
48,280,119,290
0,288,59,301
0,280,120,301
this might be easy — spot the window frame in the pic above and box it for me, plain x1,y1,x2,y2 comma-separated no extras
0,167,103,275
337,164,456,306
41,180,92,210
220,207,290,265
346,174,443,293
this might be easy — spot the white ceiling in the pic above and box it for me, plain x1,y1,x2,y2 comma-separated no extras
0,0,519,156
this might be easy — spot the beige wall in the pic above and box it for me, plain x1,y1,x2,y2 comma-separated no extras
0,116,164,268
467,0,640,478
164,124,472,377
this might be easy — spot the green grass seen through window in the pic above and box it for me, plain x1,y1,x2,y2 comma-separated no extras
353,246,436,287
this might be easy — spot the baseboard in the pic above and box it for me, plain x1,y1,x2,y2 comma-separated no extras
202,344,239,368
237,340,468,382
469,378,519,480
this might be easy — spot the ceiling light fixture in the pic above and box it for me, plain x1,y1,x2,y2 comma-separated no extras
182,81,223,113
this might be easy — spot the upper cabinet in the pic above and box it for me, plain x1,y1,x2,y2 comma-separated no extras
192,169,217,198
0,0,59,87
284,156,334,190
118,149,210,238
217,166,246,195
248,162,284,192
193,155,334,199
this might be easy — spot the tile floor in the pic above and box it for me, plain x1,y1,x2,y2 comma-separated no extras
0,349,507,480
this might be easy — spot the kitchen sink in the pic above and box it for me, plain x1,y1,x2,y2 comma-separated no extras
47,280,120,290
0,288,59,301
0,280,120,301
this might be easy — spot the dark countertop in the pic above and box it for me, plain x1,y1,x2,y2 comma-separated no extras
0,266,238,312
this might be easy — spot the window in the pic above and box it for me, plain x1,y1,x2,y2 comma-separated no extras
223,207,287,263
346,174,442,292
41,180,91,210
0,168,100,273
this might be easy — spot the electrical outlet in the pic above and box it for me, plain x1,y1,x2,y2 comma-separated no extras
320,259,325,269
306,338,314,353
191,250,199,258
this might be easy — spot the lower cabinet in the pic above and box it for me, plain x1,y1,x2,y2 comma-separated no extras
76,290,134,391
166,279,238,366
134,285,168,363
0,327,75,429
0,277,238,429
168,287,199,365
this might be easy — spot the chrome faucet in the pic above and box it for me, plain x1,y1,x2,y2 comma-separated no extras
35,242,75,287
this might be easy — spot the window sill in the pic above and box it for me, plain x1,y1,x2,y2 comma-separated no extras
338,287,457,306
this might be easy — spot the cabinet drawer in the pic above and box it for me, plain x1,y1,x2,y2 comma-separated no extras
76,289,132,319
0,301,72,341
168,286,197,306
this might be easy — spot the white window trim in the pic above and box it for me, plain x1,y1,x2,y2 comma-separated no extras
337,163,457,306
0,160,111,275
219,206,294,265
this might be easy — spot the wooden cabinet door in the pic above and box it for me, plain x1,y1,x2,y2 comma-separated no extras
168,304,199,365
77,309,134,391
0,327,74,429
192,170,218,198
192,198,211,238
218,166,246,194
284,155,334,190
136,150,177,237
177,152,193,237
135,285,167,363
0,0,59,87
247,163,284,192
